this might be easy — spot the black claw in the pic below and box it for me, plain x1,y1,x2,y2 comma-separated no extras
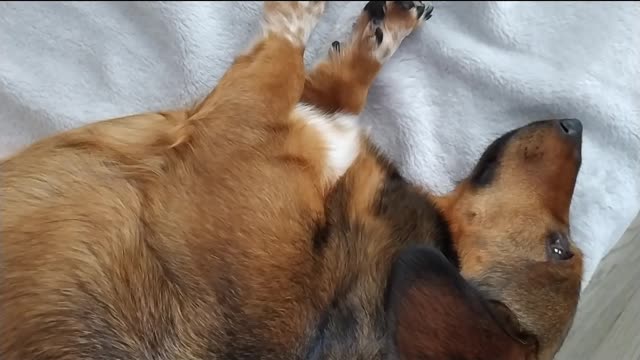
331,41,341,53
364,1,386,21
375,27,384,45
416,4,426,19
396,1,415,10
423,4,434,21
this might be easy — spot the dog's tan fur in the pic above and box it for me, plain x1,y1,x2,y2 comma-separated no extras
1,2,583,359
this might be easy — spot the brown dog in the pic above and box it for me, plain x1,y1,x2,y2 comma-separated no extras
0,1,583,359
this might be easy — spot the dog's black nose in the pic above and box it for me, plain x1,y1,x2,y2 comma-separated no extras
557,118,583,138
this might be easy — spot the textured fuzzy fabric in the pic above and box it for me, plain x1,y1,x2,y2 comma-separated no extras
1,1,638,287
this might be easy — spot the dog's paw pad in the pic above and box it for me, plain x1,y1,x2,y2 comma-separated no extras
355,1,434,62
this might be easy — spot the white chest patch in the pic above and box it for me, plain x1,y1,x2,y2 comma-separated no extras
294,103,361,182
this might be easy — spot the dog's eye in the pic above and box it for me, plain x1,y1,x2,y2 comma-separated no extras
547,233,573,261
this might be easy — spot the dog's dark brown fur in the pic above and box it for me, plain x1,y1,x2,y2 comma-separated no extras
1,2,583,359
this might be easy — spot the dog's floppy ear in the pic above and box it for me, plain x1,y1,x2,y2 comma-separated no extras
385,246,532,360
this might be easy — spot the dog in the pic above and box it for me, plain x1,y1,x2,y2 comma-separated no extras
0,1,584,359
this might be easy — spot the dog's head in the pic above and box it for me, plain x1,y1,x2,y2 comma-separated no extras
442,118,584,358
387,119,583,359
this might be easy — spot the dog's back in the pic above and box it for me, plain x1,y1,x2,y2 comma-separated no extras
1,112,205,359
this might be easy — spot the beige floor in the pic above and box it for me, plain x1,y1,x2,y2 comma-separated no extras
556,211,640,359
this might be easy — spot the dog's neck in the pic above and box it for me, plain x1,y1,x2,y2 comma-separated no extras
301,165,461,358
303,164,540,359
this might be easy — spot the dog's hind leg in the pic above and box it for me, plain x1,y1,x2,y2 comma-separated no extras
301,1,433,115
189,1,326,126
285,1,433,185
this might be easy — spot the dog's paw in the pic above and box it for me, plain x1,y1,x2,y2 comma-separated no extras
356,1,433,62
263,1,326,46
392,1,434,22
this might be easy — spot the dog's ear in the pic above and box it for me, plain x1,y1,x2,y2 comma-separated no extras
385,246,532,360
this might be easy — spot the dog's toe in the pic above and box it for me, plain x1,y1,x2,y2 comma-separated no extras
393,1,434,21
397,1,416,10
364,1,386,21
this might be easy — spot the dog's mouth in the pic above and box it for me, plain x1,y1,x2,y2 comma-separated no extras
484,298,540,351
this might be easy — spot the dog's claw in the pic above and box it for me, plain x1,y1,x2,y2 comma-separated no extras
364,1,386,21
358,0,431,63
331,40,341,53
422,3,434,21
374,27,384,45
397,1,415,10
416,4,426,19
399,1,434,22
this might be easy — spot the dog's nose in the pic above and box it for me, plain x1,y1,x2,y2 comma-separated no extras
557,118,583,139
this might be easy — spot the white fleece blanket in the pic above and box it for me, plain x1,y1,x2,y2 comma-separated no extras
1,1,638,288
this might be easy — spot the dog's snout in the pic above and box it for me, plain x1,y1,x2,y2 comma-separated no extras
557,118,583,139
